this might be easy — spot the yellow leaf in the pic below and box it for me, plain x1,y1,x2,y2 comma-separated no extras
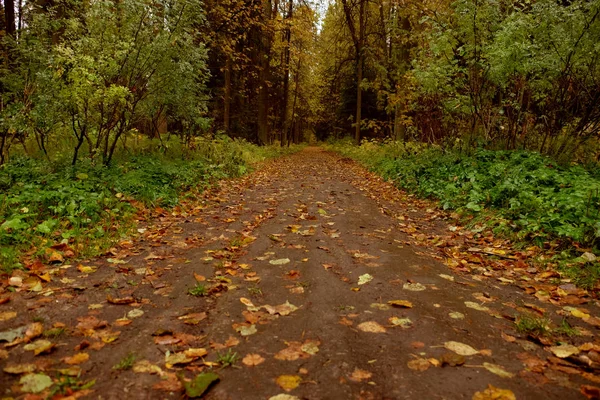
77,265,97,274
63,352,89,365
0,311,17,321
276,375,301,391
548,344,580,358
184,348,208,358
483,363,514,378
23,340,55,356
388,300,413,308
472,384,516,400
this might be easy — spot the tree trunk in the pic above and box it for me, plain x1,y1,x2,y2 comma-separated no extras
257,0,273,145
281,0,293,146
224,55,231,134
355,53,362,145
4,0,15,37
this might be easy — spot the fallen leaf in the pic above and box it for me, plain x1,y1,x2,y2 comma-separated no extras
439,274,455,282
235,324,257,336
4,363,37,374
444,341,479,356
357,321,387,333
183,372,220,398
440,352,465,367
349,368,372,382
388,300,413,308
389,317,412,328
449,312,465,319
165,352,194,367
269,395,300,400
358,274,373,285
77,265,97,274
127,309,144,319
178,312,207,325
107,294,135,305
20,373,53,393
403,282,426,291
133,360,163,375
0,311,17,321
549,344,580,358
276,375,301,391
263,301,298,316
270,258,291,265
23,339,55,355
472,384,516,400
242,353,265,366
184,348,208,358
465,301,490,312
483,362,515,378
581,385,600,400
407,358,430,371
63,352,89,365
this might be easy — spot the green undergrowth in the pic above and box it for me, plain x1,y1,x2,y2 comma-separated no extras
327,138,600,288
0,136,301,272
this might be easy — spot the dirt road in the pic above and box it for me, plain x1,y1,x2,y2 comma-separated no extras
1,148,598,399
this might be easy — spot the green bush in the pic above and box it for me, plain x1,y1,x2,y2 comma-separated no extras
328,139,600,250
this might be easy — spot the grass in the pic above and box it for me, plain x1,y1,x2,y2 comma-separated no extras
247,286,263,296
188,283,208,297
553,319,580,338
43,327,66,338
515,313,551,337
216,349,238,368
112,353,136,371
0,136,303,272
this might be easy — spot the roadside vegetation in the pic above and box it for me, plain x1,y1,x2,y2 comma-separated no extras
328,139,600,288
0,137,300,272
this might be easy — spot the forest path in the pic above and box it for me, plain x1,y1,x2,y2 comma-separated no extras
1,147,598,399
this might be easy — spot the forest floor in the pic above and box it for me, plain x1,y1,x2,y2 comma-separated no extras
1,147,600,400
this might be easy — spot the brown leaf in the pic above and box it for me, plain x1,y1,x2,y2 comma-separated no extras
357,321,386,333
242,353,265,366
407,358,430,372
106,295,135,305
349,368,372,382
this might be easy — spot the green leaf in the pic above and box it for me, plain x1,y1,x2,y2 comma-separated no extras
183,372,219,398
1,217,28,231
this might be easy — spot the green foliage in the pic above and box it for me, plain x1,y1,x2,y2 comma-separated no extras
216,349,238,368
0,137,300,271
329,139,600,251
515,314,551,337
112,353,136,371
188,283,208,297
